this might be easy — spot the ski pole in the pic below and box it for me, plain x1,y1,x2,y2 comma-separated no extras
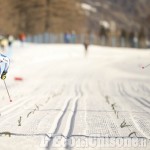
142,64,150,69
3,80,12,102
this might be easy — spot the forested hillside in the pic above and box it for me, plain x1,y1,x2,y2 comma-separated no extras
0,0,149,35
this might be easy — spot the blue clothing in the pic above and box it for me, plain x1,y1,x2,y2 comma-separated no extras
0,53,10,76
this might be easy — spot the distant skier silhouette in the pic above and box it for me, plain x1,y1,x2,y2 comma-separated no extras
0,37,8,51
19,33,26,46
83,41,89,57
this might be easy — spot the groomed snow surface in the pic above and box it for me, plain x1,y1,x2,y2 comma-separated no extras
0,43,150,150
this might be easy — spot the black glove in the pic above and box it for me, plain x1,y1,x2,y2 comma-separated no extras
1,71,7,80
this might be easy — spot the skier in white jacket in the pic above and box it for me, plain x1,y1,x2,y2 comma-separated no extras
0,53,10,80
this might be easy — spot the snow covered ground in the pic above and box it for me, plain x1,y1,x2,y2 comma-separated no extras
0,43,150,150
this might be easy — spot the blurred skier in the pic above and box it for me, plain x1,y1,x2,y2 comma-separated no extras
19,33,26,46
0,37,8,51
83,41,89,56
0,53,10,80
8,35,14,47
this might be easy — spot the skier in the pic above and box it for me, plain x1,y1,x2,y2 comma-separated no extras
0,53,10,80
8,35,14,47
0,37,8,51
83,41,89,56
19,33,26,46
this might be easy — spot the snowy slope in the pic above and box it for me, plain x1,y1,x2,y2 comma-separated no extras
0,43,150,150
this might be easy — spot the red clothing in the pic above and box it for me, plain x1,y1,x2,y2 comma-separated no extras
19,33,26,41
